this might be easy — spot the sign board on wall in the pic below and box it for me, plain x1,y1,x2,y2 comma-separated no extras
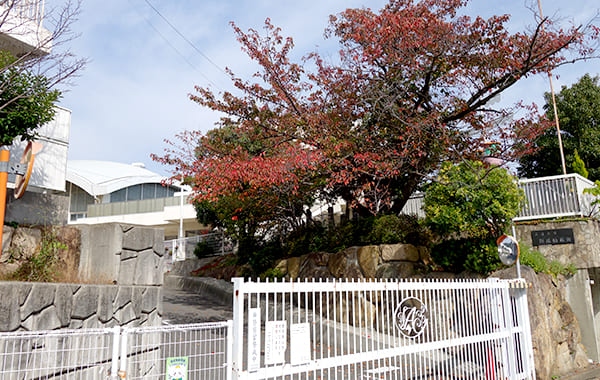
531,228,575,246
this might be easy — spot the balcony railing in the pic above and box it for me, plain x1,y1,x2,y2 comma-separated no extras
86,196,182,218
0,0,50,57
515,173,598,221
13,0,44,26
401,173,599,222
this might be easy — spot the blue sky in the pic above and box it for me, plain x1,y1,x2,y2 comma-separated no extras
57,0,599,176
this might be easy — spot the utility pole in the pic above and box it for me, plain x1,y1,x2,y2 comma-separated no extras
537,0,567,175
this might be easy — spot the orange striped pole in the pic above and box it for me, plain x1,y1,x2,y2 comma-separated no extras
0,149,9,255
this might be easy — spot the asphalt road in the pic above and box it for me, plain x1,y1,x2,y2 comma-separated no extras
162,286,233,325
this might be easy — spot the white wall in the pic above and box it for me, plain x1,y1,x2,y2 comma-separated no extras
8,106,71,193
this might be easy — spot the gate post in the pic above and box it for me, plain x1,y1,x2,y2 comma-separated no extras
512,282,536,378
118,328,129,379
232,277,246,380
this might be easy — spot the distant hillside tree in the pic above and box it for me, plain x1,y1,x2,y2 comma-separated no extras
519,74,600,181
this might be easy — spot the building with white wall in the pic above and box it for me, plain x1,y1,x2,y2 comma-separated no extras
66,160,206,240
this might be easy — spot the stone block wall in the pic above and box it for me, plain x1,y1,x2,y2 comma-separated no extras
515,219,600,269
0,223,165,332
77,223,165,285
277,243,432,280
0,282,161,332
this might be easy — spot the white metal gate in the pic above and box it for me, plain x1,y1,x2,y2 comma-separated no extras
0,278,535,379
231,277,536,380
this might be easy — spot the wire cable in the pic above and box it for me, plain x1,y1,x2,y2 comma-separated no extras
127,0,224,90
142,0,227,76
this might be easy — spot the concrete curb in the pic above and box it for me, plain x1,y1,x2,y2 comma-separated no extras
164,275,233,305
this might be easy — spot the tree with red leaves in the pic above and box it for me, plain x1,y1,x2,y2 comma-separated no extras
154,0,598,247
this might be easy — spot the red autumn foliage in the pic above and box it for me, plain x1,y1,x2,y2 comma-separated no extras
153,0,599,217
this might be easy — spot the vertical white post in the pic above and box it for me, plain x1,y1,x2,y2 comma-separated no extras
232,277,245,380
110,326,120,380
226,319,234,380
515,284,537,378
178,188,185,261
118,329,128,379
512,224,521,279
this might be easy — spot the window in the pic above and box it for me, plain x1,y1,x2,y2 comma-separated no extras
127,184,142,201
142,183,156,200
110,188,126,203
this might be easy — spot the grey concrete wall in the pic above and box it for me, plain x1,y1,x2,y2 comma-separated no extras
4,189,69,226
565,270,599,362
0,282,162,332
516,220,600,363
0,223,166,333
77,223,165,285
515,220,600,269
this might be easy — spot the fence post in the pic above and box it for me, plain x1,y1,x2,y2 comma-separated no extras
110,326,121,380
513,283,537,378
231,277,245,380
118,328,129,379
226,319,234,380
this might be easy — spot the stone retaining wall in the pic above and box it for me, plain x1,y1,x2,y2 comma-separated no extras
515,219,600,269
277,243,432,280
0,282,161,332
0,223,165,332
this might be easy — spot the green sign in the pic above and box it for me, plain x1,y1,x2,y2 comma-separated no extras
166,356,188,380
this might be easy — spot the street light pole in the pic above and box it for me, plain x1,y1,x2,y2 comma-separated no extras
178,186,184,261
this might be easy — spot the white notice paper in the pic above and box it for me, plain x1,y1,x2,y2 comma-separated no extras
264,320,287,365
290,322,311,366
247,308,261,372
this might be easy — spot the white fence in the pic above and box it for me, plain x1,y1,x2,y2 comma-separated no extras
0,322,232,379
402,174,599,222
0,278,535,379
232,277,536,380
515,173,597,221
165,230,235,261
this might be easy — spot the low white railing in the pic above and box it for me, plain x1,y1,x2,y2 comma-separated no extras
123,322,232,380
14,0,44,26
515,173,597,221
0,279,535,379
0,326,119,379
0,322,233,380
401,174,599,222
165,230,235,261
231,277,536,380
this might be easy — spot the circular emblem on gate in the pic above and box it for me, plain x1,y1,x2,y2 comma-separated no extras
394,296,428,339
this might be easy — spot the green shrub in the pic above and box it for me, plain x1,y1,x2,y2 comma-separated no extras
367,214,403,244
431,237,502,275
519,244,577,277
248,243,281,276
193,240,214,259
259,267,285,281
518,245,548,273
424,161,524,240
366,214,433,247
10,229,67,282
